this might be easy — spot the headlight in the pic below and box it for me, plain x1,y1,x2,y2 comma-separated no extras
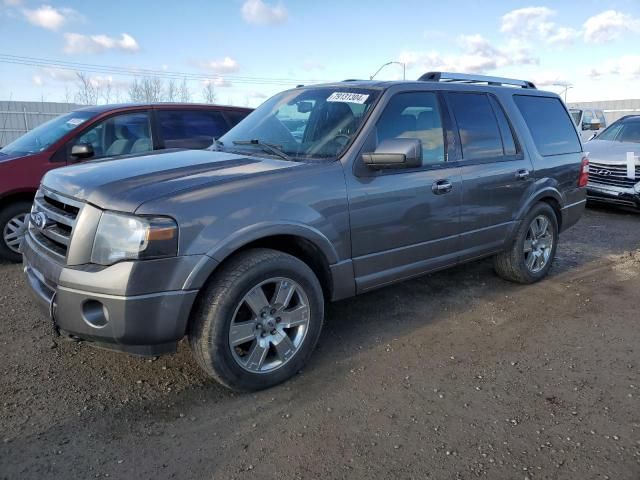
91,212,178,265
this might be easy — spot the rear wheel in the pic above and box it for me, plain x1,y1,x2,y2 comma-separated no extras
494,202,558,284
188,248,324,391
0,201,31,263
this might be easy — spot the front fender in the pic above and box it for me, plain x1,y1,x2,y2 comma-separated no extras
182,221,339,290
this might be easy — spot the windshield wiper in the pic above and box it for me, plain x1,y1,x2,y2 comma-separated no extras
232,139,292,162
209,138,224,151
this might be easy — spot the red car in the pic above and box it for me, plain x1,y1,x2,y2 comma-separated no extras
0,103,252,261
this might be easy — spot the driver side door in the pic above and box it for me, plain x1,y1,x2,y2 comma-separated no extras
60,111,153,163
345,91,463,293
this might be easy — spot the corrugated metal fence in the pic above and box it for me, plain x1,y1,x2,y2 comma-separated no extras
0,101,82,147
568,99,640,124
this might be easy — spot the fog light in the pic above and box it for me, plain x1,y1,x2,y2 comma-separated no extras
82,300,109,328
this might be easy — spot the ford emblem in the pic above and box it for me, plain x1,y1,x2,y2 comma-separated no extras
30,211,49,229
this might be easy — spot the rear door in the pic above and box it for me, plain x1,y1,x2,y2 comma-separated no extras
445,92,535,260
156,109,230,150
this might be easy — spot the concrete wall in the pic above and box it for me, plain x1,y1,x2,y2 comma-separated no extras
568,99,640,124
0,101,82,147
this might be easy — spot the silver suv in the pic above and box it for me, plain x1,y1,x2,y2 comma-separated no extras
22,72,588,391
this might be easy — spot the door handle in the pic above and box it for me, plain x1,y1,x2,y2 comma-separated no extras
432,179,453,194
516,169,530,180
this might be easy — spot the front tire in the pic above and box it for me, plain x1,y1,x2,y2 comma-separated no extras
494,202,558,284
0,201,31,263
188,248,324,391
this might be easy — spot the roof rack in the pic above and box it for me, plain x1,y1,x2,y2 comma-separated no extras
418,71,536,89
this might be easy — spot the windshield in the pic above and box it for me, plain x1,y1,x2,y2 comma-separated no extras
218,87,380,160
570,110,582,126
0,110,96,155
597,118,640,143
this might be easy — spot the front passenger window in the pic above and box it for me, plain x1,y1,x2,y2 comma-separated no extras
375,92,445,165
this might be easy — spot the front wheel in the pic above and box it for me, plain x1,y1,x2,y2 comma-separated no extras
0,201,32,263
188,248,324,391
494,202,558,284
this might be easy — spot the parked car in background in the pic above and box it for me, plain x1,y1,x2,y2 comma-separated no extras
22,72,587,391
569,108,607,142
0,103,252,261
585,115,640,209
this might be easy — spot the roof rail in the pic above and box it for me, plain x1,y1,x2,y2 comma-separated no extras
418,71,536,89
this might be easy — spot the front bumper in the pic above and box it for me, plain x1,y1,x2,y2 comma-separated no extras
587,184,640,209
22,233,201,356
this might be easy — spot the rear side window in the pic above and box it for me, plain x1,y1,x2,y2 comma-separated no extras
514,95,581,156
157,110,229,149
448,93,503,160
595,110,607,126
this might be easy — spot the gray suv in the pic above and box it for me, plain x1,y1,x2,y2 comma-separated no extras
22,72,587,391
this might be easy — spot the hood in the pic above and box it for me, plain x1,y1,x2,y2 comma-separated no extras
0,151,29,164
584,139,640,165
41,149,303,212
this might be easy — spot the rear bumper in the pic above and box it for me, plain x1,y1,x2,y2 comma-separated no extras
22,233,200,356
560,198,587,232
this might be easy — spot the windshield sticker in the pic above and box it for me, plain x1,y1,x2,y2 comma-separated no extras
66,118,87,127
327,92,370,104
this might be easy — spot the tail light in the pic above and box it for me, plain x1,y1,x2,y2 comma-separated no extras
578,157,589,187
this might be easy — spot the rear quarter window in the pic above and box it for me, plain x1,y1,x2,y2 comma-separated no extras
513,95,581,156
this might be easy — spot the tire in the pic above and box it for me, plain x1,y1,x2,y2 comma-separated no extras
494,202,559,284
0,201,32,263
188,248,324,391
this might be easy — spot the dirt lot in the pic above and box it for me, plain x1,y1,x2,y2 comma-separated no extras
1,206,639,480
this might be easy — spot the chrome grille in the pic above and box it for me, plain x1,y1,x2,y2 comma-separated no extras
588,161,640,189
28,188,83,261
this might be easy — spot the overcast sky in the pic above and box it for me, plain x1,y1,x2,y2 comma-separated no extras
1,0,639,107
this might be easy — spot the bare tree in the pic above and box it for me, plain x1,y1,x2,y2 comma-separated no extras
165,79,178,102
112,85,123,103
128,78,144,103
178,78,191,103
63,85,73,104
141,77,164,102
101,80,113,104
202,81,217,104
74,72,100,105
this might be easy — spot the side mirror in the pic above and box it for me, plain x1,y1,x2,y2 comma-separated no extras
70,143,94,161
362,138,422,169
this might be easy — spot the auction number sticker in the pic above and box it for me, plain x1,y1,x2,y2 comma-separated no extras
66,118,87,127
327,92,370,104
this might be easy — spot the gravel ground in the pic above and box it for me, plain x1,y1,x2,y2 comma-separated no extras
1,205,639,480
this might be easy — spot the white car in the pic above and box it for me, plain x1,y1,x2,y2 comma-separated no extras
570,108,607,142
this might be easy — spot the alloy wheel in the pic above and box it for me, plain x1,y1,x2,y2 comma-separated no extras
523,215,554,273
229,277,310,373
3,213,28,254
